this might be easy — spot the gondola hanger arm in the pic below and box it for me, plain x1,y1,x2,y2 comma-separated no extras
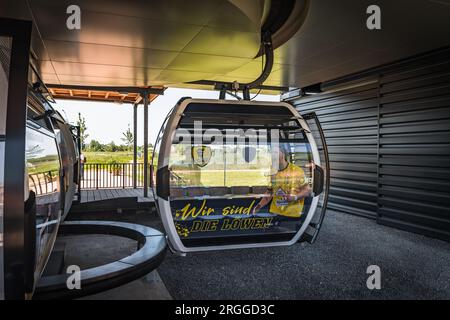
188,32,282,100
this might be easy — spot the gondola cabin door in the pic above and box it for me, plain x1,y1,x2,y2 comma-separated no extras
153,99,326,254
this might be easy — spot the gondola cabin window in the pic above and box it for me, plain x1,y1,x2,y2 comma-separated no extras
168,140,313,198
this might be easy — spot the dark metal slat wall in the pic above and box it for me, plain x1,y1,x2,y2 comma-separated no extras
377,49,450,241
292,83,380,219
288,47,450,241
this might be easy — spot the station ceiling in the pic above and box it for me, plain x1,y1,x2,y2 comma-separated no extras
1,0,450,92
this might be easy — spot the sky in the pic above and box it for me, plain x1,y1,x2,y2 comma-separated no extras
53,88,280,147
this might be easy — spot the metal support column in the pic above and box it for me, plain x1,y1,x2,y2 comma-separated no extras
143,92,149,197
76,125,81,202
133,103,137,189
1,18,32,300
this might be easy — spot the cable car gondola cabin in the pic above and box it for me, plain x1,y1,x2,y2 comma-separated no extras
153,98,326,254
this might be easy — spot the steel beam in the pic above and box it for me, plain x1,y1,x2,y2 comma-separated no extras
133,104,138,189
143,92,149,197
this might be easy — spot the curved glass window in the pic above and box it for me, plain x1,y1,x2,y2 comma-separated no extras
26,126,62,276
52,119,77,219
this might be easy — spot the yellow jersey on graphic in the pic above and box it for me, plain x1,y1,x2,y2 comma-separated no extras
269,163,307,218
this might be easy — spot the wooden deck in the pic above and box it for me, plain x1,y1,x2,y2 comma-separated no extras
80,188,153,203
70,188,154,213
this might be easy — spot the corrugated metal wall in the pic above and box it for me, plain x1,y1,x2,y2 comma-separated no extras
291,82,380,219
288,47,450,241
377,49,450,241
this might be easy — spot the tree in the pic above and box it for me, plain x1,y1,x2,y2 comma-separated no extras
77,113,89,150
88,139,104,152
105,141,118,152
136,143,154,160
148,143,154,160
121,124,134,153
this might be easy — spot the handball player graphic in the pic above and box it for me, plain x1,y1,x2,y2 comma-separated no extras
253,144,312,218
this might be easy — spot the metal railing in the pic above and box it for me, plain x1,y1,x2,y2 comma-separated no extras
80,163,150,189
28,170,60,195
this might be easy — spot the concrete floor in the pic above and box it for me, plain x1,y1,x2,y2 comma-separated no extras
81,270,171,300
64,209,450,299
56,234,172,300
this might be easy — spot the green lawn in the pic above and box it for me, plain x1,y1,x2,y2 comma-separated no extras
82,151,156,184
83,151,157,165
174,169,269,187
27,158,59,175
202,170,269,187
83,151,134,164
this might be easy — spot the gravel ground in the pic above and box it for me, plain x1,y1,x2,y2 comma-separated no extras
156,210,450,299
67,209,450,299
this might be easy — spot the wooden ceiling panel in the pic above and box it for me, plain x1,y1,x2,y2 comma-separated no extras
48,87,163,104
